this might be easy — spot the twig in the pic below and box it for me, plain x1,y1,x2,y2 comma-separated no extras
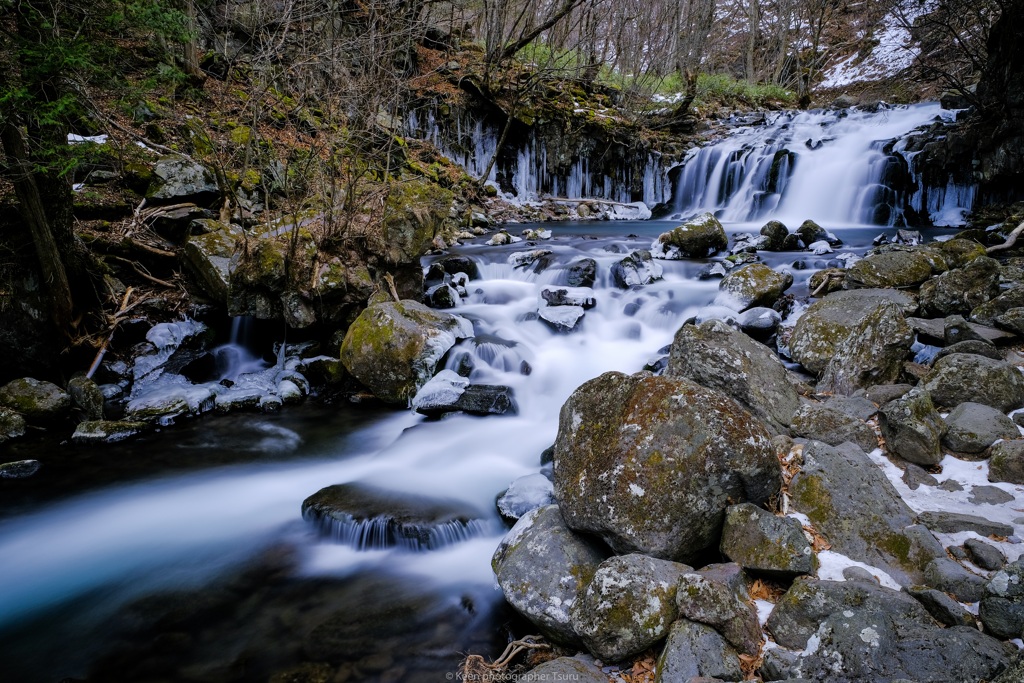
107,255,177,288
384,273,401,302
86,287,134,379
987,220,1024,253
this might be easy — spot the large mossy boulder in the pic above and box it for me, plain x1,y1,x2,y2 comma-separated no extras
879,389,946,466
720,503,814,578
789,441,944,586
340,299,473,404
846,250,937,289
666,319,799,433
652,212,728,259
817,300,913,394
922,353,1024,412
183,220,244,303
380,179,455,268
918,256,1001,317
789,289,916,374
147,156,219,204
0,377,70,424
0,407,27,444
553,371,781,563
491,505,608,644
655,619,743,683
569,554,690,661
717,263,793,310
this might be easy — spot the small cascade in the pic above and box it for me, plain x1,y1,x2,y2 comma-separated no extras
669,103,977,226
305,512,491,551
212,317,270,382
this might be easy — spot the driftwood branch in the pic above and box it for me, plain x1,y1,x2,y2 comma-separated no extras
987,221,1024,253
86,286,134,378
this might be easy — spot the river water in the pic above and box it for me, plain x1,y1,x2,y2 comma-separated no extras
0,103,963,682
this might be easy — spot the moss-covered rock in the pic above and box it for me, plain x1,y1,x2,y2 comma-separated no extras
846,250,937,289
553,371,781,563
0,407,27,444
759,220,789,251
0,378,70,424
879,388,946,466
71,420,151,444
147,156,219,204
790,403,878,455
183,220,244,303
675,564,762,656
655,619,742,683
919,256,1001,317
989,441,1024,484
339,299,473,404
720,503,815,578
717,263,793,310
817,300,913,394
652,212,728,259
922,353,1024,412
67,375,105,422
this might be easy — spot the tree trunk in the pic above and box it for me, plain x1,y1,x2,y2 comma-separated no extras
0,121,74,332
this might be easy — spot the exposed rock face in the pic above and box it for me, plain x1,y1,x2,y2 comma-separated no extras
922,353,1024,412
554,371,781,563
569,554,690,661
652,212,728,259
789,441,943,585
717,263,793,310
817,300,913,394
879,389,946,466
0,377,70,424
666,320,799,434
789,289,916,374
720,503,815,578
491,505,608,644
339,299,473,404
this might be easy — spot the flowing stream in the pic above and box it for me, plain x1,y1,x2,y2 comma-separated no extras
0,104,964,682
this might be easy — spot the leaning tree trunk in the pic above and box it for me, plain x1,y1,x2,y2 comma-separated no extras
0,121,74,332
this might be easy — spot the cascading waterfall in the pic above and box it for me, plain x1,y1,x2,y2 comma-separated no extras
407,107,672,207
212,316,269,382
669,103,976,227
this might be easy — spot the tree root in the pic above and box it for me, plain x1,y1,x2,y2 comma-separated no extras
459,635,551,682
987,220,1024,253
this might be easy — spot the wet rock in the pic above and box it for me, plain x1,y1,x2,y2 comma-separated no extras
508,249,552,270
570,554,690,661
720,503,814,578
990,440,1024,484
879,388,946,466
760,220,789,251
905,585,977,627
435,255,480,280
966,538,1007,571
526,657,607,682
302,483,487,551
0,459,40,479
922,557,987,602
340,300,473,404
652,212,728,259
933,339,1003,363
676,564,762,656
540,286,596,309
564,258,597,287
781,233,804,250
0,377,70,424
425,283,460,309
71,420,151,444
454,385,517,416
922,353,1024,412
790,403,878,455
126,374,218,422
808,268,846,296
789,441,944,585
67,375,105,421
917,511,1014,538
737,307,781,336
183,222,244,303
497,473,555,523
918,256,1001,317
487,230,522,246
554,371,780,563
666,320,799,434
491,505,608,644
942,402,1018,453
0,407,27,444
611,250,663,288
971,287,1024,325
789,290,916,374
817,300,913,394
655,619,743,683
148,156,219,204
717,263,793,311
846,250,936,289
731,232,770,254
539,305,585,332
796,219,827,246
131,319,213,387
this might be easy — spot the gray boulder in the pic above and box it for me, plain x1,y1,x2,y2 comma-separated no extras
525,657,608,683
737,307,782,336
611,250,663,288
981,559,1024,639
942,402,1018,453
491,505,607,644
934,339,1004,363
147,156,219,203
922,353,1024,412
71,420,151,444
990,440,1024,484
717,263,793,311
905,585,977,627
720,503,814,578
922,557,987,602
789,441,944,585
676,564,762,656
183,221,244,303
655,619,743,683
67,375,104,421
564,258,597,288
971,287,1024,325
425,283,460,309
918,256,1001,317
340,300,473,404
790,403,878,454
817,301,913,394
966,538,1007,571
760,220,789,251
0,407,27,444
0,459,40,479
879,389,946,466
0,377,70,424
554,371,781,563
789,289,916,374
570,554,690,661
652,212,728,259
917,510,1014,537
846,250,936,289
666,320,800,433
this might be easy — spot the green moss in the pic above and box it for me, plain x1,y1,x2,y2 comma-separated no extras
791,475,834,523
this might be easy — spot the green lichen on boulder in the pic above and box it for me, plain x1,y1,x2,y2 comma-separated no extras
817,300,913,394
654,212,728,259
717,263,793,310
339,299,473,404
0,377,70,424
553,371,781,563
183,220,244,303
922,353,1024,412
846,250,937,289
380,178,456,265
720,503,815,578
0,407,27,444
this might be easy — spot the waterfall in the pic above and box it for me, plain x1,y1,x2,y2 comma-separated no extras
212,316,269,382
669,103,977,227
